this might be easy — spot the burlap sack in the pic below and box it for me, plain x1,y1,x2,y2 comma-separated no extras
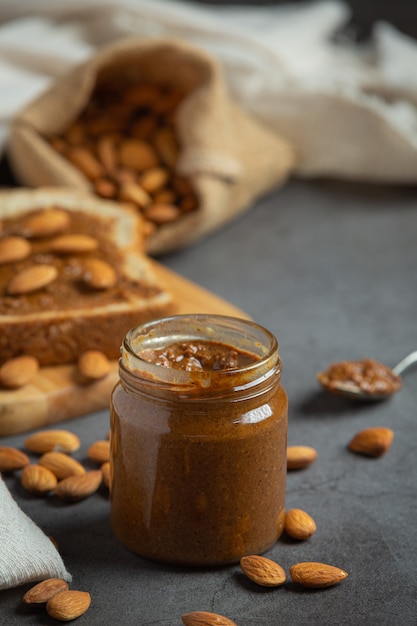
8,37,294,255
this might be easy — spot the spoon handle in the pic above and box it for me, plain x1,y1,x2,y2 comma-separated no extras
392,351,417,376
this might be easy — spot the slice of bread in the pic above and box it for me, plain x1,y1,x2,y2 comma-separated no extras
0,188,176,366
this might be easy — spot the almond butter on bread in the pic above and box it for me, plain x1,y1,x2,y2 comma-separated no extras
0,188,176,366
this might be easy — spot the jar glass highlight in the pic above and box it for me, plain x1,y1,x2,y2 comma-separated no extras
110,314,288,566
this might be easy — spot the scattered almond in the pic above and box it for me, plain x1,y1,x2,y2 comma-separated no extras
87,440,110,464
0,236,31,264
101,461,110,488
290,561,348,588
77,350,111,381
23,578,69,605
39,451,85,480
0,355,40,389
7,265,58,295
287,445,318,470
46,590,91,621
182,611,237,626
81,259,117,290
284,508,317,540
240,555,286,587
54,470,102,502
0,446,30,472
48,233,98,254
20,208,71,238
49,536,59,550
348,426,394,458
21,464,58,495
25,430,80,454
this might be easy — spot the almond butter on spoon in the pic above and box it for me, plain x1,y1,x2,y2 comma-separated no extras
316,351,417,401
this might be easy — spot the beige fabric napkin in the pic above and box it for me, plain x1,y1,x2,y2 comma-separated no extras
0,476,71,590
1,0,417,182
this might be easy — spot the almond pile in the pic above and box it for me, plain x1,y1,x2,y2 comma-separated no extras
0,428,110,502
47,82,199,237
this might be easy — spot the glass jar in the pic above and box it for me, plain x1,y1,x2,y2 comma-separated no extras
110,314,288,566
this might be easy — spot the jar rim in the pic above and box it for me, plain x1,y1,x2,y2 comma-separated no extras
120,314,280,391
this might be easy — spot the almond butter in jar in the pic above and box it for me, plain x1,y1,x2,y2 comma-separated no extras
110,314,288,566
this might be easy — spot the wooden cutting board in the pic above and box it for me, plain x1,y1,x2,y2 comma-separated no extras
0,261,249,436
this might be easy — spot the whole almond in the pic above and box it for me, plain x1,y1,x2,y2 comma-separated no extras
182,612,237,626
348,426,394,458
139,166,169,193
25,430,80,454
118,138,159,171
21,464,58,494
39,451,85,480
153,189,176,205
290,562,348,588
46,590,91,621
21,209,71,238
145,203,181,224
0,355,39,389
96,135,118,174
119,181,152,208
0,236,31,264
23,578,69,605
77,350,111,381
0,446,30,472
82,259,116,290
7,264,58,295
67,145,104,180
101,461,110,488
153,127,179,168
240,555,286,587
94,177,117,199
49,234,98,254
87,440,110,464
54,470,102,502
285,508,317,540
287,445,318,470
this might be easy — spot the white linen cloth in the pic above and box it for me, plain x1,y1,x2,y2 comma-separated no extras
0,476,71,589
1,0,417,182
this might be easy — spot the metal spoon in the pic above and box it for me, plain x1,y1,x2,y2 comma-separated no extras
317,350,417,401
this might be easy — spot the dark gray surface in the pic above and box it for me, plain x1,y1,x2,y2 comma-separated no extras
1,177,417,625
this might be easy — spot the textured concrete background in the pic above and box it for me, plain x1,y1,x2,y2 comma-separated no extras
2,175,416,625
1,1,417,624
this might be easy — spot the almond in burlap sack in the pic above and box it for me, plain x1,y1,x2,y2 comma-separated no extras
8,37,294,255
